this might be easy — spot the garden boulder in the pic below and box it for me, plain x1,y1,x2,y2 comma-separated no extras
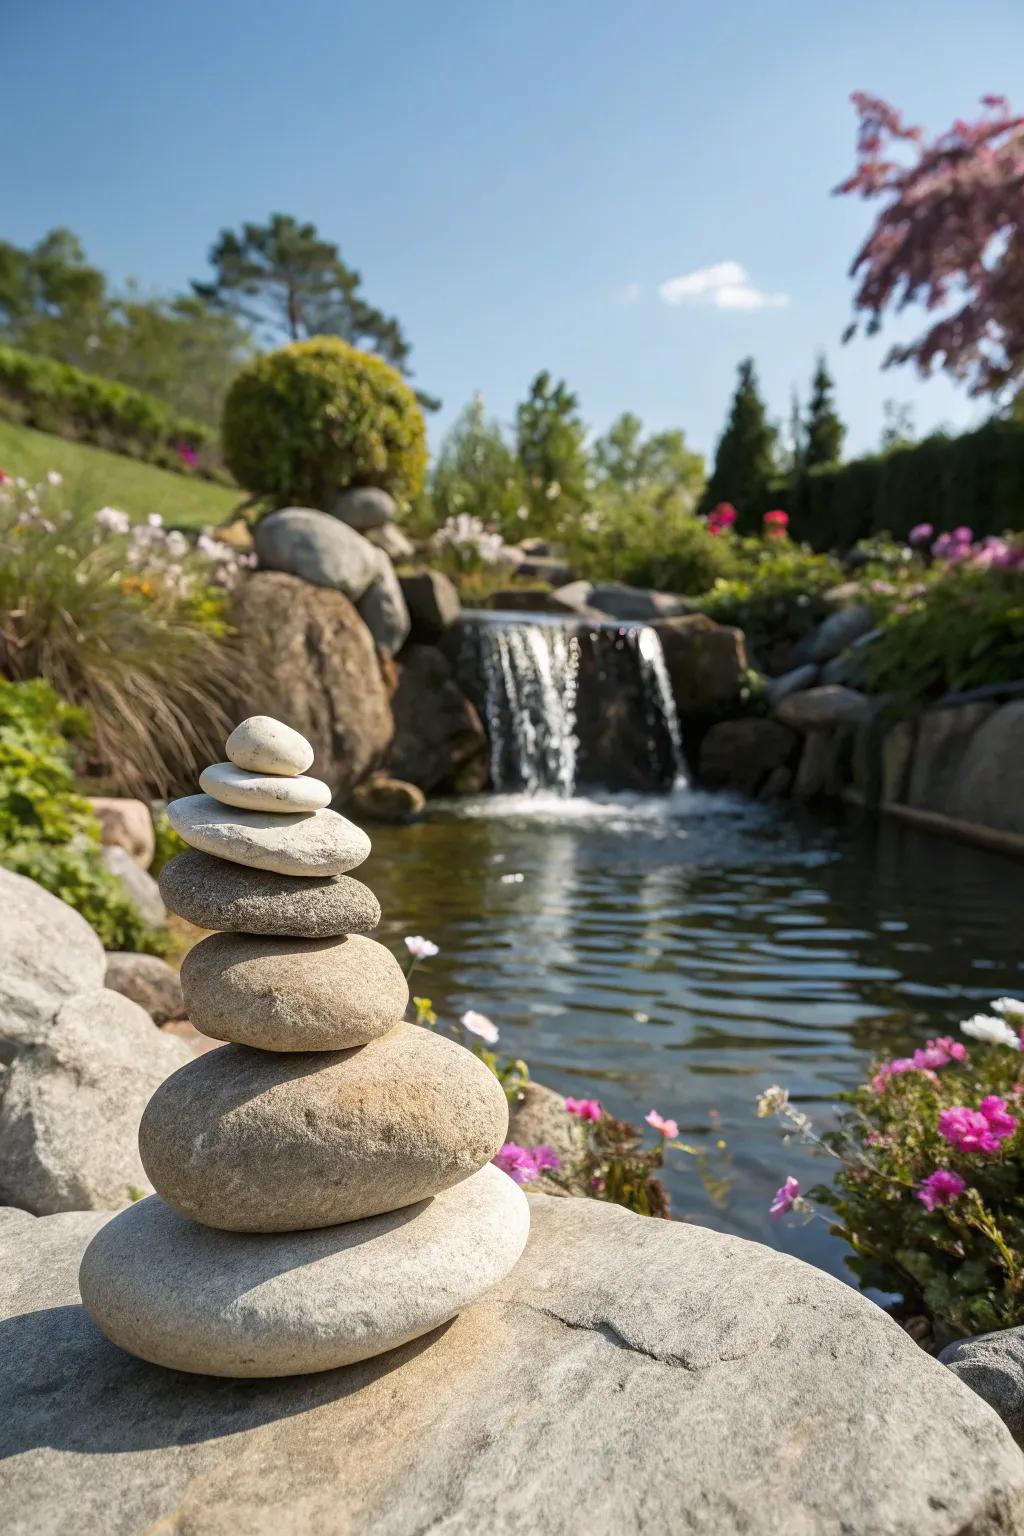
232,572,394,800
356,548,411,656
100,846,166,928
327,487,396,532
104,953,184,1025
699,718,800,795
793,604,874,665
941,1328,1024,1445
943,702,1024,838
774,685,871,731
653,613,748,718
254,508,379,602
86,797,155,868
399,568,461,644
350,775,426,821
0,868,106,1063
388,644,489,794
2,1195,1023,1534
588,583,693,621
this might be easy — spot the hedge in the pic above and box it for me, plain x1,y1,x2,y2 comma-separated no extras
755,418,1024,550
0,344,216,474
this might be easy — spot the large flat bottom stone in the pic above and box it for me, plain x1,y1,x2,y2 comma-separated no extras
2,1197,1023,1535
78,1162,529,1377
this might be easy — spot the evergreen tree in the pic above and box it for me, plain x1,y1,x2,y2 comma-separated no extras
699,358,776,518
804,354,845,468
514,371,589,532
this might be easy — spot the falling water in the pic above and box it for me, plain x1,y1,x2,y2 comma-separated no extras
471,615,686,796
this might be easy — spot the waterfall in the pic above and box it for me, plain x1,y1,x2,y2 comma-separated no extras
468,614,686,796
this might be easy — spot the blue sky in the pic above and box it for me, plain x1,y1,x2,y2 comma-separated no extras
4,0,1021,462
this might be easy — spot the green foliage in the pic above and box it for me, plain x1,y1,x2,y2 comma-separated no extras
699,358,777,522
804,353,845,469
515,371,589,533
0,344,214,474
580,1112,673,1217
0,678,167,953
699,541,845,661
150,809,188,876
565,484,734,595
0,473,236,796
591,411,704,502
425,394,526,541
0,228,107,363
222,337,427,507
865,564,1024,700
810,1023,1024,1343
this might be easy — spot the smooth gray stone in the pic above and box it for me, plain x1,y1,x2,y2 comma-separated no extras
774,684,871,731
100,845,166,927
199,762,332,815
942,1328,1024,1444
166,794,370,877
180,931,408,1050
356,547,411,657
766,663,819,707
157,850,381,937
104,952,184,1024
0,868,105,1064
254,508,380,600
365,520,415,561
328,486,397,531
79,1164,529,1376
0,990,190,1214
3,1197,1023,1534
225,715,314,776
138,1023,510,1231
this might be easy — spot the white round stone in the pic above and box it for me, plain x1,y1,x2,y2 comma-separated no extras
166,795,370,877
199,762,332,815
226,716,314,777
79,1163,530,1377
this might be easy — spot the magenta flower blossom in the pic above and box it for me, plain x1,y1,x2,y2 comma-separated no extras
645,1109,679,1139
916,1169,966,1212
770,1176,800,1217
938,1096,1017,1154
532,1144,561,1172
493,1141,561,1185
908,522,934,546
565,1096,602,1121
872,1035,967,1091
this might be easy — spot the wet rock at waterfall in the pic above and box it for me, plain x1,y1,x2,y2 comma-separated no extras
180,932,408,1051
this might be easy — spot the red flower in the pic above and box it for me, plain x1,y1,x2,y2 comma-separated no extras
763,509,789,538
708,501,738,536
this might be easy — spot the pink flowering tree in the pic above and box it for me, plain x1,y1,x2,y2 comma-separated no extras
836,92,1024,397
759,996,1024,1342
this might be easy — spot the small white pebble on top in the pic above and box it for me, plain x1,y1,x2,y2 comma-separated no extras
226,716,314,778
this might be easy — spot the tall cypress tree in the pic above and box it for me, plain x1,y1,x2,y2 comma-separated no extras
699,358,776,518
804,354,845,468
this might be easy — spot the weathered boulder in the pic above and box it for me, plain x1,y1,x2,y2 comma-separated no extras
942,1328,1024,1445
2,1196,1024,1534
364,520,415,562
775,685,871,731
232,572,394,799
589,582,693,621
356,548,411,656
944,702,1024,837
388,644,490,793
793,604,874,665
765,663,819,707
104,953,184,1025
100,845,165,927
0,990,191,1214
399,567,461,644
699,718,800,795
350,774,426,821
653,614,747,718
905,702,997,816
327,486,397,531
85,797,154,868
507,1082,588,1195
0,868,106,1063
254,508,379,600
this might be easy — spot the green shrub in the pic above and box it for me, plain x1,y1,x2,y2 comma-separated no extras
698,540,844,662
760,998,1024,1344
564,485,735,595
0,471,237,797
0,678,167,952
221,336,427,508
0,344,216,475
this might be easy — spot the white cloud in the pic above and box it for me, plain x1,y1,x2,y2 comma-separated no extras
658,261,789,312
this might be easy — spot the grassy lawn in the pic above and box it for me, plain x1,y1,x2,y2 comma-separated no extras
0,419,243,529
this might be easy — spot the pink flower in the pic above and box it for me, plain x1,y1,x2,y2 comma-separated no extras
532,1144,561,1172
461,1009,499,1045
493,1143,540,1185
916,1169,966,1212
565,1096,602,1121
708,502,738,536
908,522,934,546
177,442,199,468
938,1097,1017,1154
645,1109,679,1139
763,509,789,539
770,1176,800,1217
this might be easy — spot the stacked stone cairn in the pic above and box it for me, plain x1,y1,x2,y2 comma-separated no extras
79,715,529,1377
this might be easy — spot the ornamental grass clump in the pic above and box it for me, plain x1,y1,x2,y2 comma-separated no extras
0,470,243,796
760,997,1024,1343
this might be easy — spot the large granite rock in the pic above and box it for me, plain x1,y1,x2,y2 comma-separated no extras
356,547,411,657
104,952,184,1025
158,849,382,938
388,644,490,793
3,1196,1023,1533
0,990,191,1214
0,868,106,1063
942,702,1024,837
905,702,997,816
254,508,379,601
138,1023,510,1231
399,568,461,644
653,613,748,718
85,796,154,867
942,1327,1024,1445
589,582,693,621
698,717,800,795
231,572,394,799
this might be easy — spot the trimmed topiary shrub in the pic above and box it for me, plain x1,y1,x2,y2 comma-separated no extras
221,337,427,508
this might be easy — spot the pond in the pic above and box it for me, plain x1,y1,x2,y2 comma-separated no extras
362,789,1024,1288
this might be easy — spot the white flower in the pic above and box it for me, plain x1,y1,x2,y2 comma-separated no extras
756,1085,790,1118
960,1014,1021,1049
461,1010,499,1044
499,872,524,884
992,997,1024,1025
146,513,163,529
46,470,63,486
95,506,130,535
165,530,188,559
404,935,439,960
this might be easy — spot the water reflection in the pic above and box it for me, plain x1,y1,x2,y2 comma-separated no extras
362,789,1024,1287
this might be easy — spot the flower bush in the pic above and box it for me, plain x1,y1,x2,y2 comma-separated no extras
0,471,243,796
0,677,167,952
698,540,845,663
760,997,1024,1343
564,483,735,596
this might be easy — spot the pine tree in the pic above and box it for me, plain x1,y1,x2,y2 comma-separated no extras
699,358,776,519
804,354,846,468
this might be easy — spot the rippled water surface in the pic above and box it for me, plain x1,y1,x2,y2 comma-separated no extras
362,790,1024,1285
